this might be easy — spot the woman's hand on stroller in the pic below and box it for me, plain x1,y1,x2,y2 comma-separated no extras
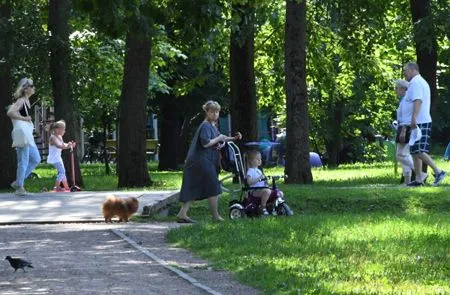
216,141,226,149
219,132,242,143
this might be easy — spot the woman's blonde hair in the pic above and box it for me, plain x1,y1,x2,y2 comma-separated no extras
202,100,221,112
50,120,66,133
13,78,33,100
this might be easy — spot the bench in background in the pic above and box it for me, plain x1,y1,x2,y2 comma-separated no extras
106,139,159,161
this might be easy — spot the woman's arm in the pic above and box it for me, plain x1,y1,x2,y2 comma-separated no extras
7,99,32,122
202,132,243,148
203,134,228,148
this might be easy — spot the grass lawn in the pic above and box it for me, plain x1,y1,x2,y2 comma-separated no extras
3,157,449,294
166,159,449,295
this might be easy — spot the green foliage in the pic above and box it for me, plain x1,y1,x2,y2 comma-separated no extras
70,27,124,132
9,0,51,100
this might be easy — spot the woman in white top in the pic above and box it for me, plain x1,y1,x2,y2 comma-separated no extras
47,120,75,192
394,79,415,185
7,78,41,196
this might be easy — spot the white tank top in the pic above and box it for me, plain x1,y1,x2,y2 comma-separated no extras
47,135,63,164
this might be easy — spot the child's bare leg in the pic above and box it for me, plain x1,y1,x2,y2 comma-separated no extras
62,180,70,190
260,189,271,208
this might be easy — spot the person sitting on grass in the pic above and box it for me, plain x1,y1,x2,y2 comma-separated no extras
47,120,75,192
246,150,272,217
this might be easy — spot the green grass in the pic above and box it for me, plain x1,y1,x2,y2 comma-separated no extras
3,157,450,294
165,159,450,294
167,213,449,294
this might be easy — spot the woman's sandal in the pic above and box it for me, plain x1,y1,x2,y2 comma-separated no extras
176,217,196,224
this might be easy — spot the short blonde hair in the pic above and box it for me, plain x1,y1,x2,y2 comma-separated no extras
246,149,261,163
202,100,221,112
13,78,33,100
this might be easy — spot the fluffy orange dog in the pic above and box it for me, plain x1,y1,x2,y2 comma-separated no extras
102,195,139,222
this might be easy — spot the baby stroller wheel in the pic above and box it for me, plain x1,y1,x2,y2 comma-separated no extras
276,203,294,216
229,207,245,220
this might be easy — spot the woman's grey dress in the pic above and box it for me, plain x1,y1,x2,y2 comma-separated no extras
179,121,221,202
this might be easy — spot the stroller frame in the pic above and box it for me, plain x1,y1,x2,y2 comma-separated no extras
220,142,293,219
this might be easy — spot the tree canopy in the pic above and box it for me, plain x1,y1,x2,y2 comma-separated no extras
0,0,449,187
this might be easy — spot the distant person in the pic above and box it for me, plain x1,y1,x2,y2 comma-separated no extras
393,79,415,185
7,78,41,196
176,100,242,223
47,120,75,192
403,62,446,186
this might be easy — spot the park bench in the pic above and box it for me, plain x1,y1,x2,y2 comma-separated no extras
106,139,159,161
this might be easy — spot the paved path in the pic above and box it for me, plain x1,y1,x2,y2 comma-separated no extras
0,190,178,224
0,223,258,295
0,191,259,294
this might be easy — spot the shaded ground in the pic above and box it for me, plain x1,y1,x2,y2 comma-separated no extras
0,223,259,295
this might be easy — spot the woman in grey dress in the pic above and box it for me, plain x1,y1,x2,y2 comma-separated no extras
177,101,242,223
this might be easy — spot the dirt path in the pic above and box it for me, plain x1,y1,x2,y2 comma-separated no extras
0,223,259,295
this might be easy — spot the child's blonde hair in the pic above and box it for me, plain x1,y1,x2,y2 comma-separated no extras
246,149,261,166
202,100,221,112
13,78,33,100
50,120,66,133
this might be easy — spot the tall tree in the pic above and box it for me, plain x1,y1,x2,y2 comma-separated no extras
48,0,83,187
117,23,152,187
0,0,16,188
284,0,312,184
74,0,156,186
409,0,438,114
230,2,258,141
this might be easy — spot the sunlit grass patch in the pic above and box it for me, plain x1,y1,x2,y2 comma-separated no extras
167,214,450,294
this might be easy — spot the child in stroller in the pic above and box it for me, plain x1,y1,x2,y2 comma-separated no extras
246,149,281,216
220,142,293,219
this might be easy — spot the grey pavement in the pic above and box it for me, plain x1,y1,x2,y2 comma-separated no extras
0,190,259,295
0,190,178,224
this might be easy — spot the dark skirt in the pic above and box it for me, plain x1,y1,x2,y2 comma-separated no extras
179,156,221,203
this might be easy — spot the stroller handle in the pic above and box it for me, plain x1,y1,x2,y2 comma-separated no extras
266,175,287,181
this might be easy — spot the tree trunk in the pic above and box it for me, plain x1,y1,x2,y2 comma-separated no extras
48,0,83,187
158,95,181,171
409,0,436,175
409,0,438,115
230,4,257,142
178,112,201,165
324,100,344,167
0,1,16,188
117,31,151,187
284,0,312,184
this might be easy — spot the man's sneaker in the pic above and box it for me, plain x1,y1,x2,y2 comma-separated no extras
407,181,423,187
14,187,29,196
422,173,428,184
262,208,269,217
433,171,446,186
10,181,18,190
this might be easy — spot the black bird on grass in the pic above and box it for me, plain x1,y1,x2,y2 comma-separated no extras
5,256,34,272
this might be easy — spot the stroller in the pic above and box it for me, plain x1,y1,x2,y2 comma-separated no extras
220,142,294,220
